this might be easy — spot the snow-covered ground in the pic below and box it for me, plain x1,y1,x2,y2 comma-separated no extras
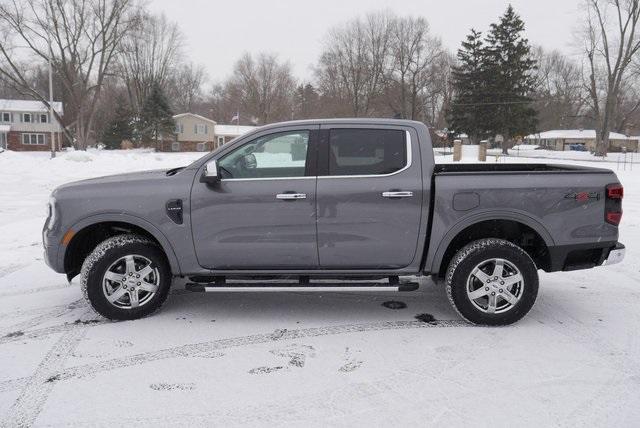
0,148,639,427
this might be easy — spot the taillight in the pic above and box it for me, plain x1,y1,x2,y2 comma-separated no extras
605,183,623,226
606,212,622,225
607,184,624,199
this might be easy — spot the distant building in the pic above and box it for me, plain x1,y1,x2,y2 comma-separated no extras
0,99,64,151
165,113,256,152
525,129,639,152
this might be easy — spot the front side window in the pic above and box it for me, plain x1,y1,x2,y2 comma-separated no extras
218,130,309,179
328,129,407,176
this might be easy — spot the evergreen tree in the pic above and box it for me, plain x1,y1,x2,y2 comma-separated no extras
138,82,175,149
102,100,134,149
448,29,490,144
484,5,538,153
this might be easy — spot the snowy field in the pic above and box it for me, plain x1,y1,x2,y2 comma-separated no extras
0,148,639,427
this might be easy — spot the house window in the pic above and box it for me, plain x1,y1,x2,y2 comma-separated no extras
22,133,46,145
175,123,183,134
197,142,206,152
1,112,10,123
171,142,181,152
217,136,225,145
195,124,207,135
22,113,32,123
40,114,48,123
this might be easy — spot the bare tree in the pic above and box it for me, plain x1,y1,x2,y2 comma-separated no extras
581,0,640,155
0,0,137,149
167,63,207,113
387,16,445,120
534,48,587,129
225,53,296,125
118,12,183,113
316,12,392,117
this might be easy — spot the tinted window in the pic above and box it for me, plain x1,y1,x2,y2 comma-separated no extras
329,129,406,176
219,130,309,179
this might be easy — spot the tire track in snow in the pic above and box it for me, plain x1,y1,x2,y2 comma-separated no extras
1,327,88,427
0,299,88,342
0,319,469,393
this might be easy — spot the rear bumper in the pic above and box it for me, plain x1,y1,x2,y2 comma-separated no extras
547,241,624,272
602,243,625,266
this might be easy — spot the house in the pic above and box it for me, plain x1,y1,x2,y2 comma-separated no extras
0,99,64,151
165,113,256,152
525,129,639,152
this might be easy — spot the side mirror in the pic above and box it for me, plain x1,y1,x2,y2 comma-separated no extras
201,160,220,184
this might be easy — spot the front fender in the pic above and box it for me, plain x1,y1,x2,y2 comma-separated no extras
61,212,182,275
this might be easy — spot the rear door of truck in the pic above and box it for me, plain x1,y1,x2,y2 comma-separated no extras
315,124,423,269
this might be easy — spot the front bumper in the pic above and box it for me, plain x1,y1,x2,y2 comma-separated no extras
603,243,625,266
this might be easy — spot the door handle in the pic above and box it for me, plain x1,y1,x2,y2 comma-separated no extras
382,191,413,198
276,193,307,200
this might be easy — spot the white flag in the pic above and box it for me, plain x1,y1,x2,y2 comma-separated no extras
231,112,239,122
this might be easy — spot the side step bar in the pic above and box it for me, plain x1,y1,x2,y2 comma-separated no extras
185,282,420,293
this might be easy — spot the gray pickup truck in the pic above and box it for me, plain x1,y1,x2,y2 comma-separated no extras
43,119,625,325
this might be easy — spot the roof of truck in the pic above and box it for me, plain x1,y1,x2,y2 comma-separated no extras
255,118,426,131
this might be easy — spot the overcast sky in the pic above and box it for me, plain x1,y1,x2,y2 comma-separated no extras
148,0,584,85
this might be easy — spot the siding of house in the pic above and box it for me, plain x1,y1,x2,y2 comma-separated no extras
174,115,215,143
6,131,63,152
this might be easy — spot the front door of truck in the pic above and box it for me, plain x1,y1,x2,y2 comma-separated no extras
315,126,423,269
190,126,319,269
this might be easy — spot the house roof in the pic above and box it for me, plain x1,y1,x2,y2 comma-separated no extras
526,129,637,141
0,99,63,114
173,113,217,125
215,124,257,137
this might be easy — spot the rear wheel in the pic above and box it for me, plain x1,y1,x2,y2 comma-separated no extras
81,234,171,320
445,238,538,325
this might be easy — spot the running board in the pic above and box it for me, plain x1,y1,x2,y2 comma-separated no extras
185,282,419,293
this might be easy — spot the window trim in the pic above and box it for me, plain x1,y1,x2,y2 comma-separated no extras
22,113,32,123
318,130,412,179
218,129,316,182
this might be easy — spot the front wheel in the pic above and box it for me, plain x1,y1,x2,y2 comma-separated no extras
445,238,539,326
80,234,172,320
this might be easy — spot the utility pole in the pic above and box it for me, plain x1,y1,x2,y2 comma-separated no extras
48,47,56,159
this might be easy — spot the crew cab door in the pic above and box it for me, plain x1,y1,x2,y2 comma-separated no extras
190,126,319,269
316,125,423,268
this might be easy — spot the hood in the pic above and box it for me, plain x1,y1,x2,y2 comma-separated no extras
53,169,176,195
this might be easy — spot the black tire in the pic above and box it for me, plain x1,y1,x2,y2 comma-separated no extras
445,238,539,326
80,234,171,320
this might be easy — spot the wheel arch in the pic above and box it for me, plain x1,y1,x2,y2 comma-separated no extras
62,214,181,280
429,212,555,277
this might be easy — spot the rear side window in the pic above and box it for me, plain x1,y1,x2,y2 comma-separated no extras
328,129,407,176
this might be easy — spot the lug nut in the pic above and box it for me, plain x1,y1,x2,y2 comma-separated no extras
137,282,141,285
136,274,140,278
485,287,490,291
129,273,133,276
499,289,503,293
123,285,127,289
491,292,496,296
500,281,505,285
